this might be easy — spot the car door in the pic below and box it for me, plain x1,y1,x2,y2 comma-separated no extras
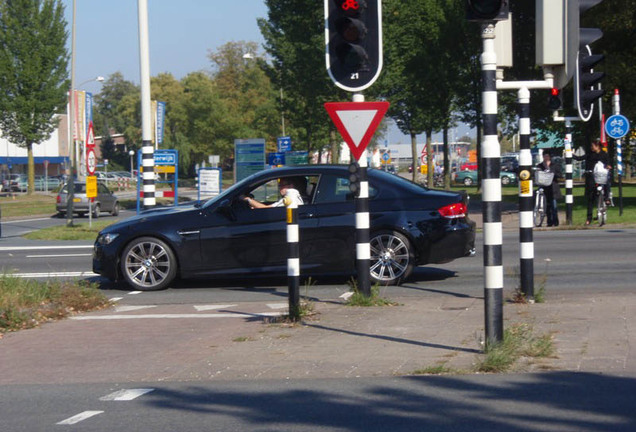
97,183,115,212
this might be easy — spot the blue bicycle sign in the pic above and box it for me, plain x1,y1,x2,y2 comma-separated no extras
605,114,630,139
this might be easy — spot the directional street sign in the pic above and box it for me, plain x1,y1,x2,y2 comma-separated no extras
605,114,630,139
277,136,292,152
324,101,390,161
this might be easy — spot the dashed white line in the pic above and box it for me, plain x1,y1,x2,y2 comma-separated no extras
99,388,155,401
194,304,237,311
26,253,92,258
266,303,289,310
114,305,157,313
11,271,99,278
128,291,142,295
56,410,103,425
0,245,93,251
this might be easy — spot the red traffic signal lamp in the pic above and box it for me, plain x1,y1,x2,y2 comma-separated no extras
325,0,382,92
548,88,563,111
466,0,509,21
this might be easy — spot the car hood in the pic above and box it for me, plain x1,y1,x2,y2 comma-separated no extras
99,202,202,234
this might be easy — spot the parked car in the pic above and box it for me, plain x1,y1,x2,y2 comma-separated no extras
460,162,478,171
93,165,476,291
10,174,61,192
452,169,517,186
56,182,120,218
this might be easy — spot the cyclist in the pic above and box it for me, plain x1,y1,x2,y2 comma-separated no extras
536,150,562,227
574,140,611,225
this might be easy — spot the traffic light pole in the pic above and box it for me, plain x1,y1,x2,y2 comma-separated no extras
612,90,624,216
138,0,155,209
353,92,371,297
480,23,504,345
517,88,534,301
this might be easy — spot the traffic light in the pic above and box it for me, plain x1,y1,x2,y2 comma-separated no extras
348,162,360,196
466,0,509,21
548,88,563,111
575,46,605,121
325,0,382,92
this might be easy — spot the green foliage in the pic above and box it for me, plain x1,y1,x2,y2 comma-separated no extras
0,0,69,194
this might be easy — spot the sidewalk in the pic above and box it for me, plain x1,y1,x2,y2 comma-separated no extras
1,290,635,385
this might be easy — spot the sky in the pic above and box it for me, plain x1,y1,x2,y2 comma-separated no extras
62,0,473,145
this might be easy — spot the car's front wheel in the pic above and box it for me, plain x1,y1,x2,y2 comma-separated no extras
463,177,473,186
369,231,414,285
501,175,511,185
120,237,177,291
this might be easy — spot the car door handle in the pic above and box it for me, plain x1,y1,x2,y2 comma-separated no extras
177,230,200,236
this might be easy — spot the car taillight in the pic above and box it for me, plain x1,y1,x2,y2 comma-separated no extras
438,202,466,219
56,195,61,203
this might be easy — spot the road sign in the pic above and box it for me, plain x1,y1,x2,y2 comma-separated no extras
86,176,97,198
605,114,630,139
420,147,428,165
382,152,390,162
324,101,390,161
86,148,96,175
277,136,292,152
269,152,285,166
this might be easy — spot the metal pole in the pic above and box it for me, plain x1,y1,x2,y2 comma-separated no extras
480,23,503,345
564,121,574,225
138,0,155,209
353,92,371,297
613,89,623,216
286,196,300,320
65,0,77,227
517,87,534,300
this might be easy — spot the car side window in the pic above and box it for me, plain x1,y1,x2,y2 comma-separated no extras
314,174,377,204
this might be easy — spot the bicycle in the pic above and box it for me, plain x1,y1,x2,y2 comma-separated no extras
533,170,554,227
591,167,610,226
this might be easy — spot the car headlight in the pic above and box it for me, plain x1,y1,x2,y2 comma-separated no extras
97,233,119,245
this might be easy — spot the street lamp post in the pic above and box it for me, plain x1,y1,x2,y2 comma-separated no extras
129,150,135,178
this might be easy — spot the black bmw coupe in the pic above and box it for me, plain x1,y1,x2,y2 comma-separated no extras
93,165,475,290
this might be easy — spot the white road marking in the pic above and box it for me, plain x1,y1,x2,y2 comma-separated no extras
99,388,155,401
128,291,142,295
25,253,92,258
3,217,55,224
0,245,93,251
340,291,354,300
109,297,123,302
56,411,103,425
10,271,99,278
114,305,157,313
70,312,284,320
193,304,237,311
266,303,289,310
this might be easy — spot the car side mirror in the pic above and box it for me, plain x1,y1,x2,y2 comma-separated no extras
217,199,237,221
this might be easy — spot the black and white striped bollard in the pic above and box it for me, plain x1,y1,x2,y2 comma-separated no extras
480,22,504,344
564,121,574,225
285,196,301,320
517,87,534,300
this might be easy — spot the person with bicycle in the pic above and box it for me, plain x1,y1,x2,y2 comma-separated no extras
574,140,611,225
536,150,562,227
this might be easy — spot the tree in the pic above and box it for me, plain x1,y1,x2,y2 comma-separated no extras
0,0,69,194
94,72,139,139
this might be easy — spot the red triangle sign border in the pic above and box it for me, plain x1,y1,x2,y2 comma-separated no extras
324,101,390,161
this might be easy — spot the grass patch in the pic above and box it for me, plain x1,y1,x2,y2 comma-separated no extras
475,323,555,373
345,279,399,307
0,194,56,218
22,220,113,241
412,364,461,375
280,278,318,323
0,275,110,335
232,336,253,342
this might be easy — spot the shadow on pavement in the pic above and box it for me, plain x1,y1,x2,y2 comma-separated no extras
141,372,636,431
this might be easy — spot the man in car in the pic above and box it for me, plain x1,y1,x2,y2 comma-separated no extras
244,177,305,208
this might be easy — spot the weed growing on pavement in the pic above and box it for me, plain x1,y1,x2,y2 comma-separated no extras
508,259,550,304
232,336,253,342
345,279,398,307
534,259,551,303
475,323,555,373
412,363,464,375
0,275,110,335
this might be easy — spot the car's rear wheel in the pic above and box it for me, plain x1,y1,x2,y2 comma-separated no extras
111,202,120,216
92,203,100,218
121,237,177,291
501,175,511,185
369,231,414,286
463,177,473,186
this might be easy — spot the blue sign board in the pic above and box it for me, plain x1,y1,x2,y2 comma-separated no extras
268,152,286,166
277,136,292,152
382,152,390,161
154,150,177,165
605,114,630,139
235,139,266,182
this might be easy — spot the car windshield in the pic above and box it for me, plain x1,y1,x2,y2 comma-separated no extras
61,183,86,194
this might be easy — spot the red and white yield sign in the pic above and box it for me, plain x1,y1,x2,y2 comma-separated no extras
324,101,390,161
86,121,96,175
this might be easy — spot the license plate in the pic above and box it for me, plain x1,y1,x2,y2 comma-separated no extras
73,198,81,203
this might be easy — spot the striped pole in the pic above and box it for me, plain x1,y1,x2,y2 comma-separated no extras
480,23,504,345
564,121,574,225
138,0,155,209
613,89,624,216
353,93,371,296
285,197,301,320
517,87,534,300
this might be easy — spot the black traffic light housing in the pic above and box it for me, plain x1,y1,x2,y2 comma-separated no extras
348,162,361,196
575,46,605,122
325,0,382,92
466,0,509,21
548,88,563,111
